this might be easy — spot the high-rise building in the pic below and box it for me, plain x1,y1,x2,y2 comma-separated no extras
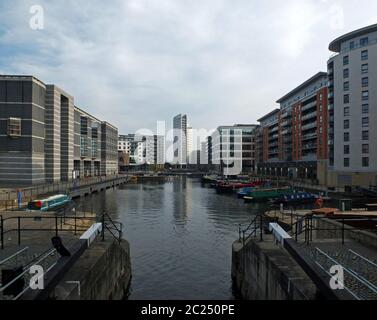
173,114,187,166
327,24,377,187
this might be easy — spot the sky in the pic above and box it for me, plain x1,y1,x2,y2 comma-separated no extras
0,0,377,135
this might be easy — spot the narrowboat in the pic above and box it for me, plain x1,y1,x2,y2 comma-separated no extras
27,194,71,212
274,192,319,205
243,187,294,202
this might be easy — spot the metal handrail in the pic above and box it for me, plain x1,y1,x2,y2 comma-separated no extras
314,247,377,300
239,212,264,246
0,247,29,266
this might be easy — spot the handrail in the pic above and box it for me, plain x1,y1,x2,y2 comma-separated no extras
314,247,377,300
239,212,264,246
0,247,29,266
101,212,123,243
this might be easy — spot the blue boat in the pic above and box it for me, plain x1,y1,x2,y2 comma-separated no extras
274,192,319,204
27,194,71,212
237,187,254,199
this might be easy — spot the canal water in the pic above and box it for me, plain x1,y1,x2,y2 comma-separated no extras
74,177,269,300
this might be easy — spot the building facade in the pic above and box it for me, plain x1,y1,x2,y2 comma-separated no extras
326,24,377,187
0,75,118,187
0,76,46,186
257,72,328,182
209,124,258,175
173,114,187,166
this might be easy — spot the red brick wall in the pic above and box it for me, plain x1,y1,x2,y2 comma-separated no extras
316,87,328,160
262,127,269,162
292,103,302,161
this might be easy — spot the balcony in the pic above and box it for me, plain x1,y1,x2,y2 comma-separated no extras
281,129,292,136
301,111,317,122
302,143,317,151
301,101,317,112
270,126,279,133
302,133,317,141
301,153,317,161
328,104,334,111
301,122,317,131
328,92,334,99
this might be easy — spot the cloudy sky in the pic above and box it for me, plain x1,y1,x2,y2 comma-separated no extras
0,0,376,134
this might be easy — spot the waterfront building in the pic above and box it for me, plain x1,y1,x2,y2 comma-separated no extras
257,72,328,182
118,134,165,167
73,106,102,178
0,74,118,187
101,122,119,176
173,114,187,166
209,124,258,175
0,75,46,186
326,24,377,188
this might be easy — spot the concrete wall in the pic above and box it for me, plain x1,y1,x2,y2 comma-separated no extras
232,236,317,300
53,239,132,300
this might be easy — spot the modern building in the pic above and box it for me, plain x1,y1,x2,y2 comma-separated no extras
209,124,258,175
0,75,46,186
118,134,165,167
101,122,119,176
173,114,187,166
257,72,328,182
73,106,102,178
0,74,118,187
326,24,377,188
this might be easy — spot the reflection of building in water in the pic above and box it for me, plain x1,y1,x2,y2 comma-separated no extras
172,177,190,226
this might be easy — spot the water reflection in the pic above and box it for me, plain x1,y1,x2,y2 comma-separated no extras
74,177,263,300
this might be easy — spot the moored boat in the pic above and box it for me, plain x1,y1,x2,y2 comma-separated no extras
243,187,294,202
27,194,71,212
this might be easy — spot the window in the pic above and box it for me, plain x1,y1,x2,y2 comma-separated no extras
344,94,350,104
362,130,369,141
344,132,350,142
344,158,350,167
362,104,369,114
362,157,369,167
362,144,369,154
344,107,350,116
7,118,21,137
343,68,349,78
344,145,350,155
362,90,369,101
362,64,368,74
360,37,369,47
362,117,369,127
344,120,350,129
350,41,355,50
362,77,369,87
344,81,349,91
361,50,368,60
343,55,349,65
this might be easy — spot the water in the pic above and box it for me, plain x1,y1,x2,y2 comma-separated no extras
74,177,269,300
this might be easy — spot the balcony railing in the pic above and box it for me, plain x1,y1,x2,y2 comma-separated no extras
301,111,317,122
302,122,317,131
301,101,317,112
302,133,317,141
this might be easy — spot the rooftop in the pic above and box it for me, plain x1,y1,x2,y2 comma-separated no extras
276,72,327,104
329,23,377,52
257,108,280,122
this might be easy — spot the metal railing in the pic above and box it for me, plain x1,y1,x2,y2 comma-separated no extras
290,214,377,245
314,247,377,300
1,211,123,249
238,213,264,246
0,247,58,300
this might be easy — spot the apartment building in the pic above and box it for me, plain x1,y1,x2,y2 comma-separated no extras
118,134,165,166
256,73,328,181
209,124,258,175
173,114,187,166
0,75,118,187
326,24,377,188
